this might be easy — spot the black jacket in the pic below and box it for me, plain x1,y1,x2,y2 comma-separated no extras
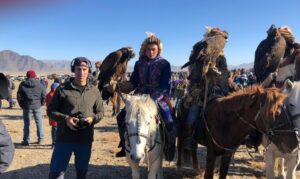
0,120,14,174
17,78,46,110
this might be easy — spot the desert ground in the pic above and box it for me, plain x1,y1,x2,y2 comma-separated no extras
0,80,299,179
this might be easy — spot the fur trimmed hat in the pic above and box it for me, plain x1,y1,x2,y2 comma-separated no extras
279,25,295,44
139,32,163,57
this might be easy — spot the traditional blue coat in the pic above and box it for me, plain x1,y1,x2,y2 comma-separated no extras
130,56,173,124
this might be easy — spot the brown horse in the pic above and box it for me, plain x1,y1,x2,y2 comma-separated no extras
177,85,299,179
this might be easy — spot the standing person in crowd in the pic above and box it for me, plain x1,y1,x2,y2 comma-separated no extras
0,120,15,174
0,74,15,174
91,60,102,86
40,78,49,90
112,33,176,161
247,72,257,86
173,73,187,114
46,82,60,149
47,57,104,179
0,75,15,109
17,70,46,146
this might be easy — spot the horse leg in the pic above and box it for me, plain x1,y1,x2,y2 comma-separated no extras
176,133,183,169
204,148,217,179
148,152,163,179
112,93,117,116
192,149,199,171
265,147,276,179
219,153,232,179
278,158,286,179
126,157,140,179
285,155,298,179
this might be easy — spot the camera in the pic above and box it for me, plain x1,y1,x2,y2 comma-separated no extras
71,112,89,130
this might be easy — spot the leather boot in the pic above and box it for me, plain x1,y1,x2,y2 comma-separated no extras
164,123,177,161
182,123,197,166
116,109,126,157
182,123,197,151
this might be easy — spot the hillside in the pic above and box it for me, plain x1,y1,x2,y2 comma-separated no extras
0,50,254,75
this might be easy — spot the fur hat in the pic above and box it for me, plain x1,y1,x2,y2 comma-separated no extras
26,70,37,78
279,25,295,44
139,32,163,57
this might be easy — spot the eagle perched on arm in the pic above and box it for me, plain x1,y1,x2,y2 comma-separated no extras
98,47,135,100
254,25,286,83
182,27,228,79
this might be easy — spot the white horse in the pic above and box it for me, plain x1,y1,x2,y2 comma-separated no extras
262,63,296,87
276,64,296,83
264,80,300,179
124,95,164,179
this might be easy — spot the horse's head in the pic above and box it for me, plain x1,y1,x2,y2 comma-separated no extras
124,95,158,163
257,86,299,153
282,80,300,141
258,87,287,121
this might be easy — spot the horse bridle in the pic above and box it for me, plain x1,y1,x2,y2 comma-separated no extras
236,102,299,154
124,109,161,153
204,101,299,153
266,104,299,135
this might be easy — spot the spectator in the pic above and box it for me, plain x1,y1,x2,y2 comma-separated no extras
91,60,102,86
47,57,104,179
248,72,257,86
40,78,49,90
0,75,15,109
0,120,15,174
17,70,46,146
173,75,187,114
46,82,60,148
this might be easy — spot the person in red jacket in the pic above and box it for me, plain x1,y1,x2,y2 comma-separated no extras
46,82,60,148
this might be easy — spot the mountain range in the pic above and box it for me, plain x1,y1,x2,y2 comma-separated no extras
0,50,254,75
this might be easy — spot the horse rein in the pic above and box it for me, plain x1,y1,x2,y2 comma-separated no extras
203,103,296,153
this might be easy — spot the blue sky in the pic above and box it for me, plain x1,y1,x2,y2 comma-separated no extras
0,0,299,66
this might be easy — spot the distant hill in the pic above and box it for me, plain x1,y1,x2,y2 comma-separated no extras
0,50,254,75
228,62,254,71
0,50,69,75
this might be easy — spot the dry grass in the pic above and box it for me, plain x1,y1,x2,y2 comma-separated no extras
0,81,299,179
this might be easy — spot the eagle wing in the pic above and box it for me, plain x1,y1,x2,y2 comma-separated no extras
181,40,207,69
182,34,226,69
254,35,286,82
98,50,123,90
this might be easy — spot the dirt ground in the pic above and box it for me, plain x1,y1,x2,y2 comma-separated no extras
0,81,299,179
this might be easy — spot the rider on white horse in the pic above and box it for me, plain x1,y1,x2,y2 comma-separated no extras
110,33,176,160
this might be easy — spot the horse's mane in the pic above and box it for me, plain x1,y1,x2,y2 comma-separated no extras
217,85,287,120
125,95,158,132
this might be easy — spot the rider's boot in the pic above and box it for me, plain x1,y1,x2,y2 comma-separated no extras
182,123,197,166
165,122,177,161
116,109,126,157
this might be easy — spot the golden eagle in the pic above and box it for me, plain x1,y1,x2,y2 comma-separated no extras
98,47,135,100
254,25,286,83
181,27,228,77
